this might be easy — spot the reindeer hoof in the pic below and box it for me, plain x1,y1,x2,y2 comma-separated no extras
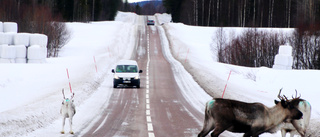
69,131,74,134
60,131,65,134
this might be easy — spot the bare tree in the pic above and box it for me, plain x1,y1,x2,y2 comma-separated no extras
286,0,292,27
207,0,212,26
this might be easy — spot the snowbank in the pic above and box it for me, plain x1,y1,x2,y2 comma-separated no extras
155,13,172,25
114,11,137,24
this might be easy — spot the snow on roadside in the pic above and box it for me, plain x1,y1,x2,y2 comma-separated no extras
0,12,139,137
157,14,320,136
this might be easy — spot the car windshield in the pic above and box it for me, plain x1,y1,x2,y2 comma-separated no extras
116,65,138,73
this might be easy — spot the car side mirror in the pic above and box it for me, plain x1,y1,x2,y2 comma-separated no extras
139,70,143,73
112,69,115,73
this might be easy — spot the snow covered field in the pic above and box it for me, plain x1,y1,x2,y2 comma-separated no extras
1,11,319,137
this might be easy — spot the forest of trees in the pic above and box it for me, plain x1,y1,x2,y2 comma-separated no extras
163,0,320,28
1,0,319,69
122,0,166,15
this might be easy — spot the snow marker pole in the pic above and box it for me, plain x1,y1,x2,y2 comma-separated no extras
177,47,181,58
93,56,98,72
222,70,232,98
108,47,111,57
184,48,190,63
66,68,73,93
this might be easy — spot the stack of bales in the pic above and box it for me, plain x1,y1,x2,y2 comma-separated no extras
0,21,47,63
273,45,293,70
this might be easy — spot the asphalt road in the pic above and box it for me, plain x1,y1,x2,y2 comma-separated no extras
82,16,204,137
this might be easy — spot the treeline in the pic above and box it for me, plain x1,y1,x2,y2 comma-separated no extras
0,0,130,25
123,0,166,15
0,0,125,57
215,29,320,69
54,0,123,21
163,0,320,28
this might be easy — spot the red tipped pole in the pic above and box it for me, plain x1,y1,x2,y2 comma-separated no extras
222,70,232,98
93,56,98,72
66,68,73,93
184,48,190,63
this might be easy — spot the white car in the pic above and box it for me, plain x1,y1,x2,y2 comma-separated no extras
112,60,143,88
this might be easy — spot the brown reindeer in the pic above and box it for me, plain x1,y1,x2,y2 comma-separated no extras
198,90,303,137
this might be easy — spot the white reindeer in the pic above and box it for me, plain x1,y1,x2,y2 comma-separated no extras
281,90,311,137
60,89,76,134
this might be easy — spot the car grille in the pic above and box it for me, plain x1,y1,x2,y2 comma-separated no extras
120,78,134,80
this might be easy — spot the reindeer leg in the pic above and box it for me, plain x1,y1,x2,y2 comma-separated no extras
292,121,306,137
280,129,287,137
198,118,215,137
210,125,227,137
290,132,295,137
69,117,74,134
210,122,230,137
61,117,65,134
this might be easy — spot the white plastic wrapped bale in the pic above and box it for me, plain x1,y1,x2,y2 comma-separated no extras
27,45,47,60
3,22,18,33
273,45,293,70
0,44,3,57
0,44,16,59
14,33,30,46
0,33,14,45
273,64,292,70
15,58,27,63
274,54,293,66
0,21,3,32
29,33,48,47
0,58,15,63
15,45,27,58
27,59,46,63
278,45,292,56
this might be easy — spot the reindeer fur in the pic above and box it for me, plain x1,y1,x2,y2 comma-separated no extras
280,99,311,137
198,98,303,137
60,89,76,134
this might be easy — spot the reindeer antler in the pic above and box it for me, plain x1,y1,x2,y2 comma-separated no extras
62,89,66,99
292,89,301,99
277,88,283,100
277,88,289,101
71,93,75,100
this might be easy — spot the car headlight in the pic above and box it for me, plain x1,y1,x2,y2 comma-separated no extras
134,76,139,79
114,75,119,79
